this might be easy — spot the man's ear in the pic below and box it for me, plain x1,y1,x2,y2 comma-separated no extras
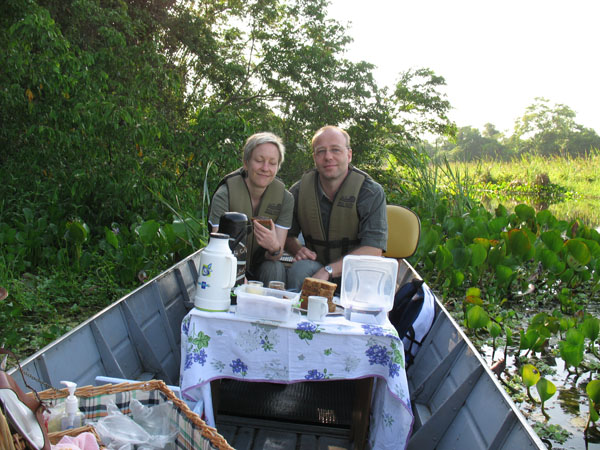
347,147,352,163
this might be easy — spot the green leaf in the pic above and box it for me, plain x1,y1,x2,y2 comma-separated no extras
469,242,487,267
580,317,600,342
487,246,505,268
536,209,554,227
558,328,585,367
488,216,508,234
515,204,535,222
466,305,490,329
435,245,453,270
64,221,87,245
451,247,470,269
105,228,119,249
587,380,600,404
488,321,502,338
521,364,541,388
539,248,565,274
565,239,591,266
507,229,532,259
541,230,564,252
496,264,513,285
136,220,160,245
536,378,557,403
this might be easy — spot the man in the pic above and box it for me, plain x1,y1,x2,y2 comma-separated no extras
285,125,388,290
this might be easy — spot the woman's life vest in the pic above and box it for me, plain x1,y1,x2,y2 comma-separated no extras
212,168,285,276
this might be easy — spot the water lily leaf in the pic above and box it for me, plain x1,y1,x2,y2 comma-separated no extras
451,247,470,269
488,321,502,338
465,287,482,305
504,326,513,346
590,397,600,423
541,230,564,253
473,238,491,249
587,380,600,423
536,209,555,227
444,216,464,235
450,270,464,288
496,264,513,285
136,220,160,245
434,203,448,222
565,239,591,266
469,242,487,267
488,246,505,268
520,328,539,351
495,204,508,217
489,216,508,234
64,221,88,245
522,364,541,388
515,204,535,222
587,380,600,404
560,268,574,284
536,378,557,403
558,328,585,367
580,317,600,342
466,305,489,329
435,245,452,270
420,227,441,254
539,248,565,274
160,223,177,247
104,227,119,249
507,229,531,259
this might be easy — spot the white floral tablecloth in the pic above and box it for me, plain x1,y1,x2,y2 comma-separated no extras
180,308,414,450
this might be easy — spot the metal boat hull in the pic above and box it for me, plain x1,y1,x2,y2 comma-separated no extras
10,249,544,449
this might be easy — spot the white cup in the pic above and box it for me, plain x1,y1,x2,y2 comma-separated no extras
307,296,328,322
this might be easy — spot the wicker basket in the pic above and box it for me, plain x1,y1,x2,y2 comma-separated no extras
28,380,233,450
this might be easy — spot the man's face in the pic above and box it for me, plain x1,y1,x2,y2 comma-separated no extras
312,128,352,183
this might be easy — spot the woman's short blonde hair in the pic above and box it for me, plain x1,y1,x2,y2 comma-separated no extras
243,132,285,167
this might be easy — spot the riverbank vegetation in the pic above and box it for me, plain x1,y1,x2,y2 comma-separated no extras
1,0,599,447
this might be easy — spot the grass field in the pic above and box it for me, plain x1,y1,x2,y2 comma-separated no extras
448,152,600,227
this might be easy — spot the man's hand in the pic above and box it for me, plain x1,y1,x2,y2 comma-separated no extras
293,246,317,262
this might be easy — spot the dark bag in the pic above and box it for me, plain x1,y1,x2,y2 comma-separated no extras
388,279,425,366
0,348,50,450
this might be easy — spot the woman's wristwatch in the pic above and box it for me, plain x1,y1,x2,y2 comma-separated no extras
324,265,333,280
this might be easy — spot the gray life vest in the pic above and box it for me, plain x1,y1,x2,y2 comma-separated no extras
297,167,367,265
218,168,285,275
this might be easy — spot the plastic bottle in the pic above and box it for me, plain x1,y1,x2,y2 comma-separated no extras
59,380,84,430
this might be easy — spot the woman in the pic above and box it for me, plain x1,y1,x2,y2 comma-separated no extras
208,132,293,285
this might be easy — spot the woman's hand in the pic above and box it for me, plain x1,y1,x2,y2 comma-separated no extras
253,219,280,255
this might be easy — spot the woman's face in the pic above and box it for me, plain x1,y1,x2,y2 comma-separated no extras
244,143,280,190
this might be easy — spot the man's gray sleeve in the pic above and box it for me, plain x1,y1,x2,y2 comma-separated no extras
356,179,388,251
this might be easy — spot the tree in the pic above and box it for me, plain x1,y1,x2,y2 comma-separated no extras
512,97,600,157
392,67,457,142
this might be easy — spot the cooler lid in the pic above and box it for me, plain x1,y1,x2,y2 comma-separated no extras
340,255,398,311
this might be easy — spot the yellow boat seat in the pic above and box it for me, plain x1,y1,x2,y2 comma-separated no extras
383,205,421,259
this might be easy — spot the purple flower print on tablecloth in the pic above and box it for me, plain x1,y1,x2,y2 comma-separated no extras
295,321,321,342
184,349,207,369
365,344,391,366
305,368,332,380
230,358,248,377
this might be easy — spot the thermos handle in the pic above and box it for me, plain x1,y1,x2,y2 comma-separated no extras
227,254,236,287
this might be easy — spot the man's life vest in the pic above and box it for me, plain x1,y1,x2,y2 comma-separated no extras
211,168,285,276
297,167,368,265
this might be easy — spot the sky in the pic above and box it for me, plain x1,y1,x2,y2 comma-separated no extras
326,0,600,135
